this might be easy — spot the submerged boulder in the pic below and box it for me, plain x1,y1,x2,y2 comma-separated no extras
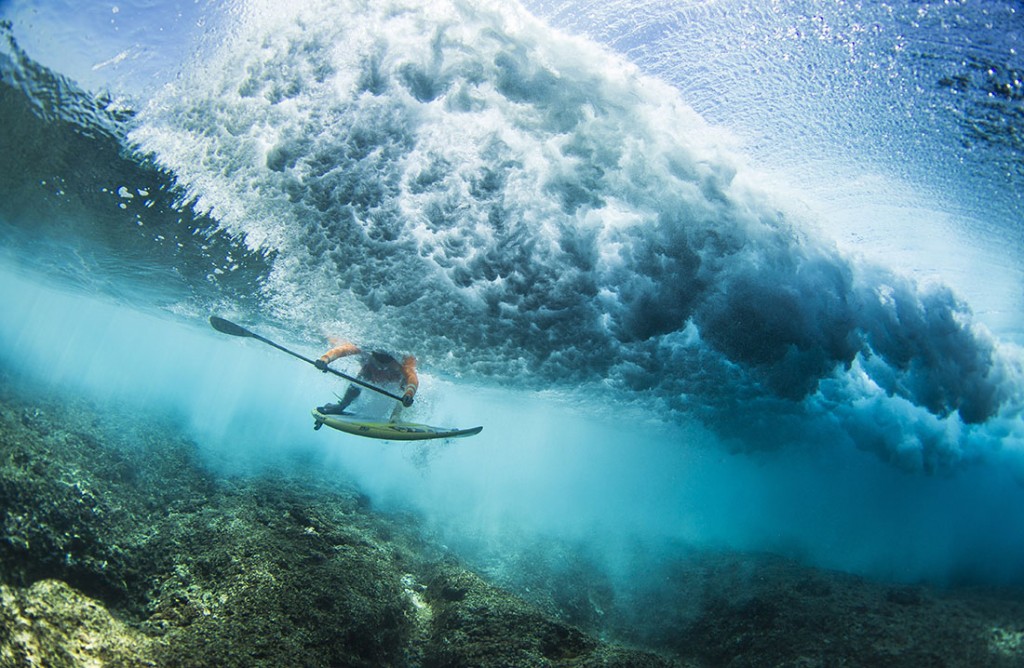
422,563,674,667
0,579,160,666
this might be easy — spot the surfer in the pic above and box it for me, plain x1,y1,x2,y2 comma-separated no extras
314,340,418,415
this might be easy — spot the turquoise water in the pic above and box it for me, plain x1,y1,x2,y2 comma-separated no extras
2,0,1024,601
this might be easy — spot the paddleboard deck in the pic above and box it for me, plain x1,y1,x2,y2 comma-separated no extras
311,409,483,441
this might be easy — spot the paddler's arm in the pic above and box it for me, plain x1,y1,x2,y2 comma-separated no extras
400,355,418,407
314,341,361,371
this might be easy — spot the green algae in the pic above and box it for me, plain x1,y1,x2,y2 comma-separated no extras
0,579,160,667
0,380,672,667
2,375,1024,667
422,562,676,667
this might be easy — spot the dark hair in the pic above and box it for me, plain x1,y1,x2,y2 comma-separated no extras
371,350,395,365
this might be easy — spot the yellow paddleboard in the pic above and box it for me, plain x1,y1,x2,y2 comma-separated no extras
311,409,483,441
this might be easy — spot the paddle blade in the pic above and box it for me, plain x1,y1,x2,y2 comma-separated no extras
209,316,253,338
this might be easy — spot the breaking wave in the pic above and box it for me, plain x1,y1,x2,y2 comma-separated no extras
118,0,1023,471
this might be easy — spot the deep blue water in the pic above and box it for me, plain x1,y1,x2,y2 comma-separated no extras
2,0,1024,589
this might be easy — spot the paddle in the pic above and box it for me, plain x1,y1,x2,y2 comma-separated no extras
209,316,409,404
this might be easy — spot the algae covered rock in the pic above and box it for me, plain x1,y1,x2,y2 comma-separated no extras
423,563,676,667
0,579,161,667
0,398,183,610
607,551,1024,668
145,479,416,667
6,380,1022,667
0,385,669,667
0,387,416,666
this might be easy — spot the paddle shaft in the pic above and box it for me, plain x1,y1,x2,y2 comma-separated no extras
209,316,407,404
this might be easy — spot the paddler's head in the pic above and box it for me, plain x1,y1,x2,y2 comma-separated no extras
369,350,395,368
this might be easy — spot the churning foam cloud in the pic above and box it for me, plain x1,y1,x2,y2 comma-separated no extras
131,0,1024,471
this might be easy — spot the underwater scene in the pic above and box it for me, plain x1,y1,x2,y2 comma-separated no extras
2,0,1024,665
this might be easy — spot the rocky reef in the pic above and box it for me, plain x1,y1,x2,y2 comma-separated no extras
0,376,672,667
1,373,1023,667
